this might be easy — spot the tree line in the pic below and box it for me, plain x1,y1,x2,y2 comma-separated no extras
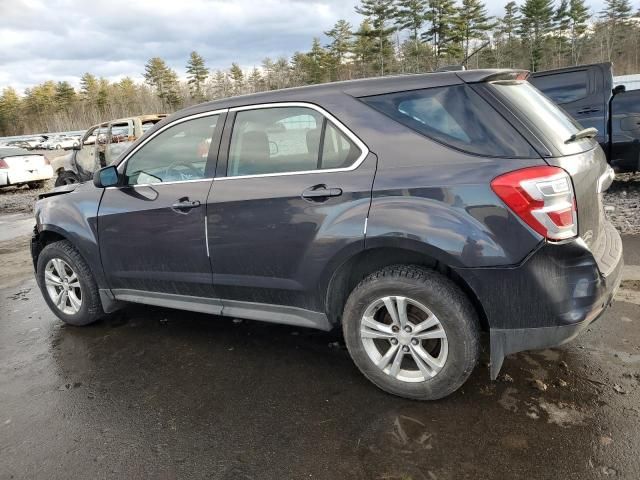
1,0,639,136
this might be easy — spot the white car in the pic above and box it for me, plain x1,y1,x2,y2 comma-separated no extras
0,147,53,188
44,136,80,150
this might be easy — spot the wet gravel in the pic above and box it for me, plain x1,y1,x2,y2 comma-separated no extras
604,172,640,235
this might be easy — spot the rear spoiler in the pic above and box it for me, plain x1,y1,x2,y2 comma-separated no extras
456,70,530,84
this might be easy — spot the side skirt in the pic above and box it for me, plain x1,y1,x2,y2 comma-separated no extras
110,289,332,331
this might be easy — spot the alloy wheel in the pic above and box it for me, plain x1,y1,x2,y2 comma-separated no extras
360,296,448,382
44,258,82,315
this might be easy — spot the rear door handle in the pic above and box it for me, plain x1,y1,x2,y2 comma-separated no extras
171,199,201,212
302,185,343,200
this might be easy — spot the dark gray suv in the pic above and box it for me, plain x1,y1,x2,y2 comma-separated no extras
32,70,623,400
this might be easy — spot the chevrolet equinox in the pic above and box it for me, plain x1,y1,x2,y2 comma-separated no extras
32,70,623,400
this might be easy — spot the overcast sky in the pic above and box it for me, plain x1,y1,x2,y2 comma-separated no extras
0,0,606,94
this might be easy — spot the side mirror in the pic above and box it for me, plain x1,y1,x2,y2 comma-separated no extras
93,165,119,188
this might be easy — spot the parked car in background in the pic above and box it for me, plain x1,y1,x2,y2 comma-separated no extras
0,147,53,189
530,62,640,172
43,136,80,150
32,70,622,400
6,140,33,150
50,114,167,186
22,136,48,150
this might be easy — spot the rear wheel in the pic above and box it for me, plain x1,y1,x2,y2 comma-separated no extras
37,240,104,326
55,171,79,187
342,265,480,400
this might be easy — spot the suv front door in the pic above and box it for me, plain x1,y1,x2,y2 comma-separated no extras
98,111,226,301
207,104,376,321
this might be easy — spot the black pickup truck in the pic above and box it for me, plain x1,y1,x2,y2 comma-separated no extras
530,62,640,172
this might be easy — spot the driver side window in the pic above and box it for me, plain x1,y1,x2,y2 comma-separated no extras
124,115,219,185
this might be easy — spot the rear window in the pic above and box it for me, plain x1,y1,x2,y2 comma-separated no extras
360,85,537,158
529,71,588,104
489,80,596,155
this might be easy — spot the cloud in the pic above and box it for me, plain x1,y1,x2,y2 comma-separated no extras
0,0,606,93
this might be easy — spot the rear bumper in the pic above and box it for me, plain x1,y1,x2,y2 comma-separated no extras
454,221,624,378
3,165,53,185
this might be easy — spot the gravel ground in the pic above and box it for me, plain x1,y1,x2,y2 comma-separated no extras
604,172,640,235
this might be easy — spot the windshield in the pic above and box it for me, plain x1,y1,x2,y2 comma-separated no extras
489,80,597,156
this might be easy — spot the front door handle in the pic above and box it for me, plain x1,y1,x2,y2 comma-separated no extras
302,185,343,200
577,107,600,115
171,199,201,212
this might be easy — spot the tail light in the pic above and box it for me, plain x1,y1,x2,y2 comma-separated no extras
491,166,577,241
43,156,50,165
0,159,8,169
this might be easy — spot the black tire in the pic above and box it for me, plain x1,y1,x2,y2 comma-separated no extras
342,265,480,400
55,171,79,187
36,240,104,326
27,181,44,189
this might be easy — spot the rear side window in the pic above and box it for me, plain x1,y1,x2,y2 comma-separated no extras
361,85,537,158
530,71,588,104
227,107,361,177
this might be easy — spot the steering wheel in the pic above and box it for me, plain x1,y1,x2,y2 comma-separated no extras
162,161,202,181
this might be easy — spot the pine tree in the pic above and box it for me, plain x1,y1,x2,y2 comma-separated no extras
144,57,181,109
249,68,263,93
307,38,329,84
599,0,633,60
186,51,209,100
568,0,589,64
353,19,376,77
423,0,460,67
325,19,353,80
229,63,244,94
554,0,571,66
54,81,76,112
355,0,397,75
457,0,493,65
212,70,231,98
79,73,99,102
499,1,521,68
394,0,428,72
0,88,22,136
520,0,555,71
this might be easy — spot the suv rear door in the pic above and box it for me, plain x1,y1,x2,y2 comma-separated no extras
530,65,610,147
206,103,376,320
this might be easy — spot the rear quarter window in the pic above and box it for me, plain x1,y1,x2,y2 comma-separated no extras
360,85,538,158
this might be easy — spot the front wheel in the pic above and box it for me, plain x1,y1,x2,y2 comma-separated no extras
342,265,480,400
54,171,79,187
37,240,104,326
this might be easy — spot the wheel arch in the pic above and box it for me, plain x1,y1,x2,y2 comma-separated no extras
324,244,489,332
